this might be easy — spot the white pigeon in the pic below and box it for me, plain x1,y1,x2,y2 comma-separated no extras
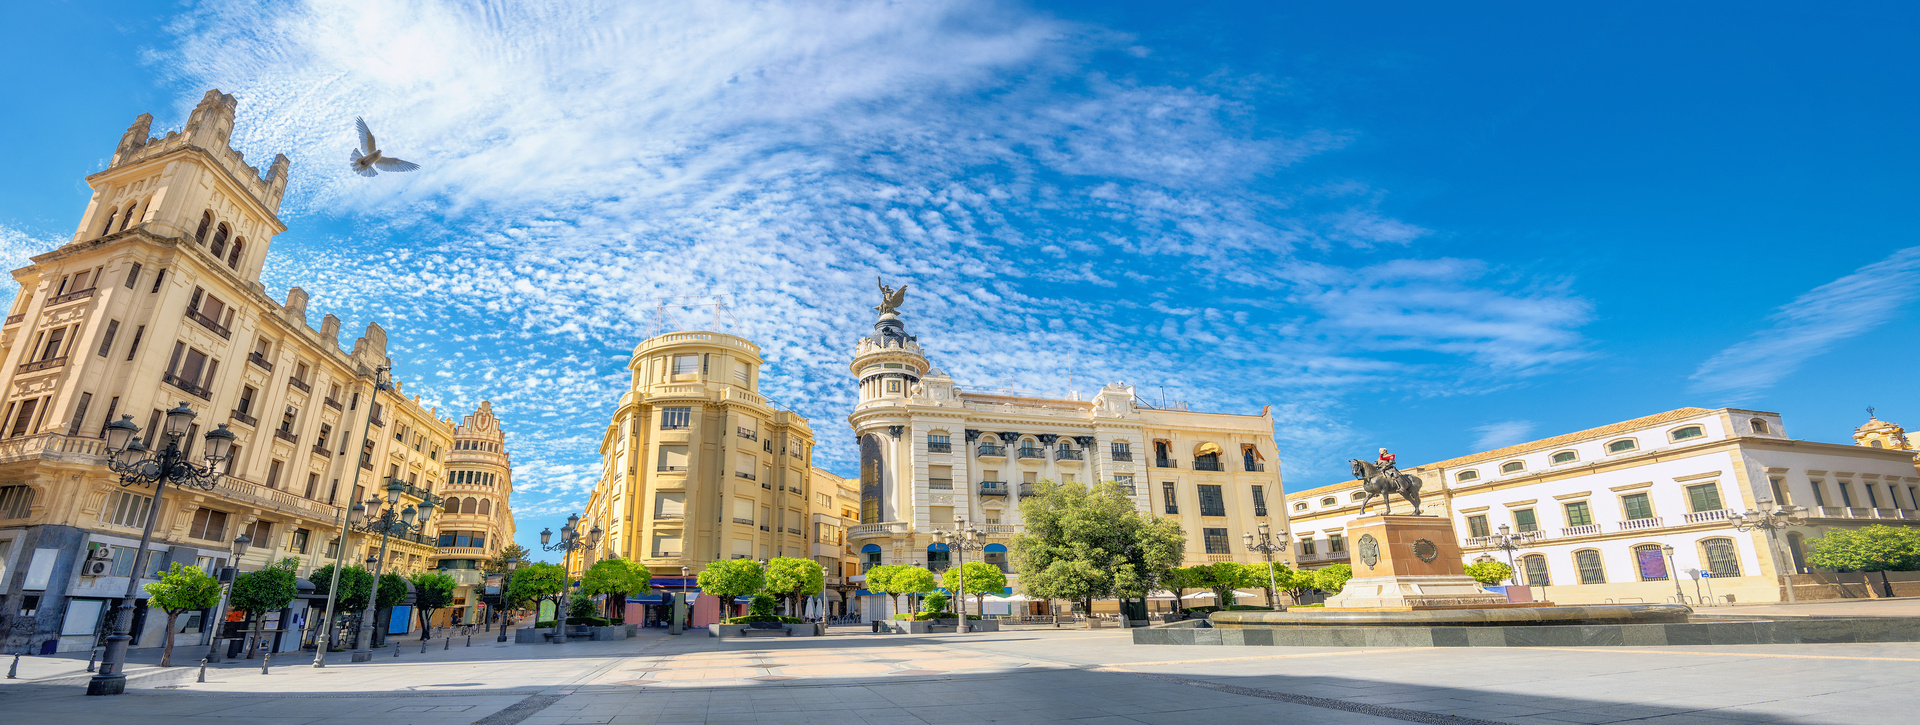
349,117,421,177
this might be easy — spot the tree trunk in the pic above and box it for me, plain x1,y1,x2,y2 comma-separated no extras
420,607,432,640
159,611,179,667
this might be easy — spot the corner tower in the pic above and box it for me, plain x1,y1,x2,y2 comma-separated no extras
847,281,929,526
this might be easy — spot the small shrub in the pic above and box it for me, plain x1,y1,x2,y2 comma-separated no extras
534,620,557,628
891,613,912,620
921,592,950,614
750,594,778,617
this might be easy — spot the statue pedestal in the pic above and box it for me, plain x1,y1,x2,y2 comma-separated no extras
1324,514,1519,609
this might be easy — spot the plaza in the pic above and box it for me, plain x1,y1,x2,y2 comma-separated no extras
7,602,1920,724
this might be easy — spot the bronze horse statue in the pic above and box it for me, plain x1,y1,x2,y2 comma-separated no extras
1350,459,1424,515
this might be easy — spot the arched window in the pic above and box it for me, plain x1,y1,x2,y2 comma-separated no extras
1550,450,1578,465
1574,550,1606,584
1500,460,1525,474
227,238,244,268
1293,502,1307,511
861,543,881,572
1701,538,1741,577
1669,425,1704,442
1632,543,1669,581
1606,438,1638,454
984,543,1009,572
1521,554,1550,586
927,542,951,571
445,496,463,513
463,497,478,514
1320,497,1336,506
101,209,117,237
1351,491,1366,501
1872,440,1885,448
120,202,140,231
1456,469,1480,482
210,223,230,256
195,211,213,244
1750,418,1771,434
478,499,491,516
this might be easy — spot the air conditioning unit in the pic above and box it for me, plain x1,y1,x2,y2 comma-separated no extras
83,559,112,576
87,546,113,560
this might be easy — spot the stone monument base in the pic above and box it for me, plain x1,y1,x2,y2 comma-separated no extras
1324,574,1519,609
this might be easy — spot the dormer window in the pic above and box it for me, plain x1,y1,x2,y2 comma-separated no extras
1669,426,1705,442
1550,450,1578,465
1750,418,1771,435
1320,497,1336,506
1456,469,1480,482
1606,438,1638,454
1500,461,1526,474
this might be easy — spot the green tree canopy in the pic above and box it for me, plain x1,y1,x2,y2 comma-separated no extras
863,564,907,614
921,591,950,615
144,562,225,667
1241,561,1293,608
485,544,533,575
509,562,568,610
377,571,410,608
1312,563,1355,594
1181,562,1257,606
1012,480,1186,615
1806,525,1920,572
312,564,375,611
941,561,1008,616
1465,561,1515,586
763,557,825,616
230,557,299,616
409,571,457,636
888,566,938,610
696,559,766,609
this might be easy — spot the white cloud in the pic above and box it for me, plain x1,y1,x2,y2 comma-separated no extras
0,224,62,272
1690,246,1920,399
145,0,1594,537
1471,420,1537,451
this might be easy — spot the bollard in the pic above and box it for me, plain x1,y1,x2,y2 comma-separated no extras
466,633,472,647
444,637,450,650
86,647,100,673
8,652,19,679
393,643,400,658
421,638,428,654
197,658,208,683
261,651,271,675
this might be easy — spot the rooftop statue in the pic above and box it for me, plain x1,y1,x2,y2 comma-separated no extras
875,277,909,315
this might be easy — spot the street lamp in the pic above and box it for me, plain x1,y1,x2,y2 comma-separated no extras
348,478,437,661
539,515,600,636
88,406,236,696
1487,523,1543,588
932,516,984,634
314,364,392,668
1660,544,1686,603
496,559,525,643
1241,522,1288,611
1732,496,1810,603
203,533,250,664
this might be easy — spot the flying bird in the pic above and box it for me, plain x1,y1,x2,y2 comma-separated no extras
349,117,420,177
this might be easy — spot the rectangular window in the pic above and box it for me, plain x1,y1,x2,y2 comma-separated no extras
927,433,951,452
290,529,310,554
124,325,144,361
124,262,141,289
9,398,41,437
1686,483,1723,513
1203,527,1230,555
99,490,152,529
1196,484,1226,517
1328,534,1345,553
1865,485,1880,508
1161,482,1178,515
96,320,119,357
108,545,141,577
1251,485,1268,516
97,396,118,438
1466,514,1490,538
149,268,166,293
671,355,698,376
661,407,691,430
39,326,66,361
1769,477,1789,506
265,460,284,489
304,473,321,499
1564,501,1593,527
1298,538,1316,556
1513,508,1538,533
1838,482,1854,507
1810,480,1827,507
67,392,92,436
244,520,272,551
654,492,685,518
188,507,229,541
651,534,682,558
1622,493,1654,521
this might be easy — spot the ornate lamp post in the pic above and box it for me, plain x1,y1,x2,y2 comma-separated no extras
932,516,984,633
1732,496,1810,603
1660,544,1686,603
349,478,437,661
539,514,600,635
1488,523,1543,588
496,559,525,642
203,533,250,664
87,405,236,696
1241,522,1288,611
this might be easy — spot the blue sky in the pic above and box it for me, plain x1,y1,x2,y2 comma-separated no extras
3,1,1917,559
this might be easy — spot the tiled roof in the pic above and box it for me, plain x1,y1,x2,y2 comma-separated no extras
1420,407,1721,471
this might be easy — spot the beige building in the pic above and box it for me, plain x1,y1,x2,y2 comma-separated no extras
1279,477,1448,573
844,298,1286,619
433,401,517,625
807,467,861,615
577,331,815,589
0,90,505,653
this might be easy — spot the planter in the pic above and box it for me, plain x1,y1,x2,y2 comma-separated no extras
624,624,639,637
590,626,627,641
514,628,548,644
707,624,747,638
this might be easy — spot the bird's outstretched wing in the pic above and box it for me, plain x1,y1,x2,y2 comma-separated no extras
374,157,420,173
355,117,376,154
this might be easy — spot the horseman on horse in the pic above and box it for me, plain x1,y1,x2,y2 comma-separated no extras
1351,448,1424,515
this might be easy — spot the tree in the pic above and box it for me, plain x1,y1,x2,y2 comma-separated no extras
312,564,375,611
230,557,299,656
696,559,765,612
889,566,939,612
1013,480,1185,618
1807,525,1920,596
1312,563,1354,594
864,565,905,615
1277,566,1319,604
568,592,597,621
509,562,567,622
582,558,652,622
485,544,533,575
763,557,825,617
1242,561,1294,608
1183,562,1255,607
921,591,950,615
143,562,224,667
941,561,1008,618
409,571,457,638
1167,566,1206,611
1465,561,1514,586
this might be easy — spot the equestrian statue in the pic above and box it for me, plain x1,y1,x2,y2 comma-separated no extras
1350,447,1424,515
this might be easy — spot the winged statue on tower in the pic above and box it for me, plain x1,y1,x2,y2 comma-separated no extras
875,277,909,315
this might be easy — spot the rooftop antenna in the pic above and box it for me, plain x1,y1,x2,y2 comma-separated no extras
652,294,738,336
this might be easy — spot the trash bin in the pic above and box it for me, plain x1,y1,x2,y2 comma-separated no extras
871,620,882,633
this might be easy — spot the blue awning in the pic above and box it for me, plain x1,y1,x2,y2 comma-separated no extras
984,543,1007,552
861,544,882,553
928,542,949,552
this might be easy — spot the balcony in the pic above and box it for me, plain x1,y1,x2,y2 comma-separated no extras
733,517,754,525
442,568,486,586
760,524,771,532
311,444,331,458
369,415,386,427
1811,506,1914,520
162,372,212,400
47,287,95,307
1617,517,1664,532
3,314,20,326
1683,509,1731,525
17,356,66,374
1155,458,1179,469
287,377,312,393
1245,462,1266,472
1056,448,1084,461
928,441,951,453
979,481,1008,496
1193,458,1224,472
273,428,297,444
1110,450,1133,462
929,478,953,490
1018,483,1038,497
786,527,801,535
654,512,683,520
248,352,273,371
737,427,757,441
849,521,912,538
383,476,434,501
1017,447,1045,459
656,465,685,472
762,482,772,490
977,444,1006,458
736,471,756,481
1560,524,1600,537
975,524,1016,535
230,410,257,427
323,397,342,410
184,308,231,339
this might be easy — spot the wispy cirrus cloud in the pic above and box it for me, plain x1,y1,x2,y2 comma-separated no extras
1690,246,1920,400
140,0,1594,541
1471,420,1538,451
